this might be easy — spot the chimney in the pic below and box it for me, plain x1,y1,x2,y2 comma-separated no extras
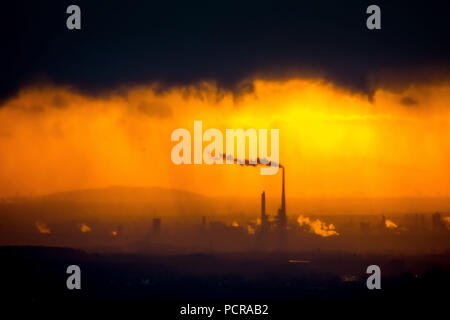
277,167,287,230
202,216,206,229
261,191,267,231
281,167,286,213
261,191,266,216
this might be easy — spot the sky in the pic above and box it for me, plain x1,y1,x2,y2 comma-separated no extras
1,0,450,99
1,79,450,198
1,0,450,199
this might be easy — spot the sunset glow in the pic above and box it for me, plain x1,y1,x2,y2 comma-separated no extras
1,79,449,200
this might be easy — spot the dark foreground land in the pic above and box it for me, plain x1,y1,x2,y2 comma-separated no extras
1,246,449,318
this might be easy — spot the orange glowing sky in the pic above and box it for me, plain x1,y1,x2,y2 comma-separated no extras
0,79,449,199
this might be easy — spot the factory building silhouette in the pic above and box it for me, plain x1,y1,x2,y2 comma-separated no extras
147,165,288,251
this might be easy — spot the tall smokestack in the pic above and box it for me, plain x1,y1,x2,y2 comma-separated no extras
261,191,267,231
261,191,266,216
281,167,285,213
217,153,286,230
278,167,287,230
202,216,206,229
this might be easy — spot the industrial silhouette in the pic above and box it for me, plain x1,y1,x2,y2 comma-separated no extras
260,167,287,233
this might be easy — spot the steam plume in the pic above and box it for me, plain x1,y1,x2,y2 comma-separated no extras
443,217,450,230
80,223,91,233
297,215,339,237
247,225,256,235
385,219,398,229
35,221,51,234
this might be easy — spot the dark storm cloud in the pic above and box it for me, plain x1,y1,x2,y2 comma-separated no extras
1,0,450,102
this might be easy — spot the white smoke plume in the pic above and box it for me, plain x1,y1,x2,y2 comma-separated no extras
297,215,339,237
385,218,398,229
80,223,91,233
35,221,51,234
